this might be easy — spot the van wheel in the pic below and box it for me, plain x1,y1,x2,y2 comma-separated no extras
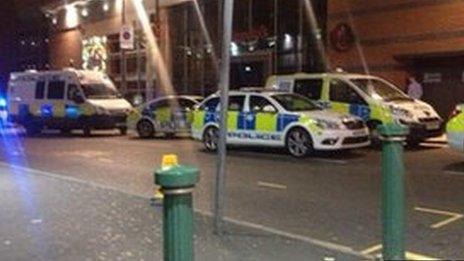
203,126,219,152
118,127,128,136
83,127,91,137
367,121,382,147
60,128,72,135
137,120,154,138
25,125,41,136
286,128,313,158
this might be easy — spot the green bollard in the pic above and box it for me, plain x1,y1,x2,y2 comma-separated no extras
378,123,409,260
155,156,200,261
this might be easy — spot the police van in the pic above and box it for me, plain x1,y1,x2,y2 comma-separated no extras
7,69,133,136
265,73,443,145
192,91,370,157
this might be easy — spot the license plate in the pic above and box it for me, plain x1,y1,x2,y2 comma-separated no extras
426,122,440,130
352,130,366,136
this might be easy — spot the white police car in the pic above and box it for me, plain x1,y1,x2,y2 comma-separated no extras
191,91,370,157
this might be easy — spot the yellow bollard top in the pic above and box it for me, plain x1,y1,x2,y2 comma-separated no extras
161,154,179,169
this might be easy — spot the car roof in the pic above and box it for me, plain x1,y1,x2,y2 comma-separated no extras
269,72,380,80
151,95,203,102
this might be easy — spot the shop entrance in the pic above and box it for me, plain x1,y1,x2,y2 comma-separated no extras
402,53,464,118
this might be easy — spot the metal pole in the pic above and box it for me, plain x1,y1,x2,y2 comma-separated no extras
378,123,408,260
298,0,303,72
214,0,234,234
121,0,127,96
273,0,278,73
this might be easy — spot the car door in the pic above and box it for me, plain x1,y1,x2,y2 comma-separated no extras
176,98,198,132
247,95,280,145
328,79,371,121
226,95,246,144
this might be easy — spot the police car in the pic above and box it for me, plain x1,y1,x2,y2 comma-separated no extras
265,73,443,145
191,91,370,157
447,104,464,152
128,95,203,138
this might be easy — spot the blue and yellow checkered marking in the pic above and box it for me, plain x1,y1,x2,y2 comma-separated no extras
194,110,301,133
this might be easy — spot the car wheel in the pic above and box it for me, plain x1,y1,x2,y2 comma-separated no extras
60,128,72,135
286,128,313,158
203,126,219,152
83,126,92,137
406,139,421,148
137,120,155,138
119,127,128,136
25,124,41,136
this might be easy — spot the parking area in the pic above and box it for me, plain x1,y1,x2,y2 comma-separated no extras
0,130,463,259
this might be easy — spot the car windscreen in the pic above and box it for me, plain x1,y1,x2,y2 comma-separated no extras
351,78,413,102
271,94,319,112
81,84,120,99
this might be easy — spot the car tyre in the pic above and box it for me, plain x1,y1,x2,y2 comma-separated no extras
137,120,155,138
203,126,219,152
367,120,382,147
285,128,313,158
25,124,41,137
119,127,128,136
83,126,92,137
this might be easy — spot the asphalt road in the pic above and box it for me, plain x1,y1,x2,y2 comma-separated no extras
0,129,463,259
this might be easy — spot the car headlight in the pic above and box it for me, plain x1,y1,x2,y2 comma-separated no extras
95,106,109,115
315,119,341,129
390,106,413,118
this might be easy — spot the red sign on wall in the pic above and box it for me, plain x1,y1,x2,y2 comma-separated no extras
233,25,269,42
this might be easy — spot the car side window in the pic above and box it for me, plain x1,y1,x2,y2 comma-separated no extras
67,84,79,100
249,96,277,113
329,79,366,104
179,99,197,110
228,96,245,111
294,79,323,100
47,81,65,99
35,81,45,99
201,97,220,111
149,99,170,110
278,81,292,92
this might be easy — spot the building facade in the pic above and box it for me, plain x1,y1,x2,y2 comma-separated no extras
43,0,464,116
327,0,464,117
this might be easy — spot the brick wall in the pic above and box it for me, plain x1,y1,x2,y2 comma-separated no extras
327,0,464,88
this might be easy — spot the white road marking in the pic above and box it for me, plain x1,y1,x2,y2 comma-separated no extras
415,206,464,229
419,143,448,149
195,209,369,259
257,181,287,190
360,244,439,260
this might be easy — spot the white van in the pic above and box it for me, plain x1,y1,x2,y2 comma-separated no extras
265,73,443,145
7,69,133,136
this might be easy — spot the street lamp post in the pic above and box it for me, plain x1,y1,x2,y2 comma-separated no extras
214,0,234,234
121,0,127,96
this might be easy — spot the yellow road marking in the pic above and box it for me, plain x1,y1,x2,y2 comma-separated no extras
406,252,439,260
360,244,381,255
361,244,439,260
257,181,287,190
415,206,464,229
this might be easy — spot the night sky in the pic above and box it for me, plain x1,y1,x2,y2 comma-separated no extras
0,0,18,95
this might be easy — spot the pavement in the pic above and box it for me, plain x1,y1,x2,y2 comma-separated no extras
0,164,365,261
0,129,463,259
